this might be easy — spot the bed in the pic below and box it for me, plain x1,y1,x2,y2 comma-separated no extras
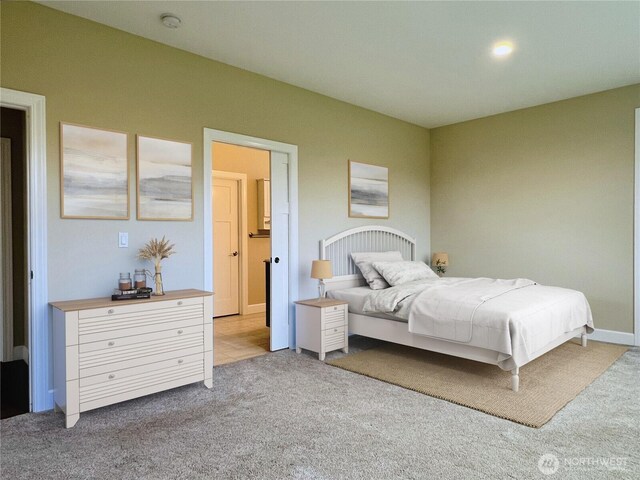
321,226,594,392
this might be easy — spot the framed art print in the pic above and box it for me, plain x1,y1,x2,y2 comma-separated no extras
349,160,389,219
137,135,193,221
60,123,129,219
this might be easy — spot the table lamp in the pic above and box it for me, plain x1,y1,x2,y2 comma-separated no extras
432,252,449,276
311,260,333,299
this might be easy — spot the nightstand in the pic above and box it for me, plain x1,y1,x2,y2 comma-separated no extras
295,299,348,361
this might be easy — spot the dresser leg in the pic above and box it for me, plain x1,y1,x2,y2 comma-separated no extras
296,347,301,354
204,378,213,389
319,352,325,361
65,413,79,429
342,346,348,354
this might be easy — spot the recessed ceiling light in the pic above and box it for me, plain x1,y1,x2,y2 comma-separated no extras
493,41,514,57
161,13,182,29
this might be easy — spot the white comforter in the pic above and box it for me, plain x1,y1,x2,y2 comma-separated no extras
362,277,594,370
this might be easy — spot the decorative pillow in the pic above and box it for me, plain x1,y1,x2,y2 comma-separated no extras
372,260,439,286
351,251,403,290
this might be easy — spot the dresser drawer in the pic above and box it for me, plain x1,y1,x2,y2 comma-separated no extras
78,296,203,320
79,304,203,339
79,324,203,354
79,333,203,378
79,359,204,412
80,352,203,388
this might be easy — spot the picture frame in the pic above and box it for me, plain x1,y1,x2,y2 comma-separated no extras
348,160,389,219
60,123,129,219
136,135,193,221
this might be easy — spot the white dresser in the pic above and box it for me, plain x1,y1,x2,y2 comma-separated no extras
50,289,213,428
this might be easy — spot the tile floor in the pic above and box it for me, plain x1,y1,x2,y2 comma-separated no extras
213,313,270,365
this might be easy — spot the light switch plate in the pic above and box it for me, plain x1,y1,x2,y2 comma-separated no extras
118,232,128,248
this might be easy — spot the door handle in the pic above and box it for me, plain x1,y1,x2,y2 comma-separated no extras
274,257,280,263
229,251,238,257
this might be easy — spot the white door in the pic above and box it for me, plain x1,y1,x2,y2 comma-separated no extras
270,151,289,350
213,177,240,317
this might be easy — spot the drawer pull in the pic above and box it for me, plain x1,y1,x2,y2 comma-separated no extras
177,329,184,335
108,309,115,314
333,306,337,311
108,374,115,380
108,341,115,347
334,328,338,333
177,301,183,306
178,359,184,364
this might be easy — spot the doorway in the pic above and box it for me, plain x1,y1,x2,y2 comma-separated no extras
212,143,271,364
204,128,298,358
0,88,48,413
1,107,29,419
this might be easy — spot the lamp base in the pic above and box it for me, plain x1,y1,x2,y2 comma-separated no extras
317,280,326,300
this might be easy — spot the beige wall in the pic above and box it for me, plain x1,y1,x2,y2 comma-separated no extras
213,143,270,306
431,85,640,333
0,2,431,307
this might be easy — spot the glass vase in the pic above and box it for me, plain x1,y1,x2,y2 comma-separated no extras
153,265,165,296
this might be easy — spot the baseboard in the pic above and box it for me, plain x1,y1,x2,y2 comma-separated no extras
246,303,266,315
13,345,29,364
582,329,635,346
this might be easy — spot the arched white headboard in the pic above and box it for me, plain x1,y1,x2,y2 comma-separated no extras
321,226,416,290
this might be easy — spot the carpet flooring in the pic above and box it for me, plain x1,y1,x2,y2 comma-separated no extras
1,337,638,479
328,340,628,427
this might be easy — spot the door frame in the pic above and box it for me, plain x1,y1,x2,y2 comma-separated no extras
204,128,298,349
634,108,640,346
212,170,249,316
0,88,49,411
0,137,14,362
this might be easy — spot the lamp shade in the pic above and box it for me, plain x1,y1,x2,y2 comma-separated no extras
432,252,449,266
311,260,333,280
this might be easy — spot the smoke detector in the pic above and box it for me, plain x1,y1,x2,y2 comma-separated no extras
161,14,182,29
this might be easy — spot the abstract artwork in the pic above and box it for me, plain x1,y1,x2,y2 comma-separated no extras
60,123,129,219
137,135,193,221
349,160,389,218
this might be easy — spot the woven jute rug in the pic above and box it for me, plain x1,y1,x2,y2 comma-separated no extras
328,340,627,428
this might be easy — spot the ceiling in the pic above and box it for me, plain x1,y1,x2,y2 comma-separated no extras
39,1,640,128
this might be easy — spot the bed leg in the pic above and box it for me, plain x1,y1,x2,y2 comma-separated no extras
581,333,588,347
511,367,520,393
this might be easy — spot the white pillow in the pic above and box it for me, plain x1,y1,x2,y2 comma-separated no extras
372,260,439,286
351,251,403,290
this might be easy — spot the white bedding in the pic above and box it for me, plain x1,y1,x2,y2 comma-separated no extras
352,277,595,370
327,286,406,322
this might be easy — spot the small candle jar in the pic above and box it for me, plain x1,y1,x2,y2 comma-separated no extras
118,272,132,291
134,269,146,289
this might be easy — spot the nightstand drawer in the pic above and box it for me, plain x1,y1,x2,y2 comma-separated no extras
324,326,345,344
322,305,346,329
324,315,346,330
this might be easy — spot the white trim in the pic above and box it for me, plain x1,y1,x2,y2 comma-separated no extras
0,88,49,411
246,303,267,315
204,128,298,349
13,345,29,364
635,108,640,346
213,170,249,315
583,328,635,346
